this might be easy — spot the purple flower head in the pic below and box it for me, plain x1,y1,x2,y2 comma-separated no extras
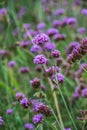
66,41,79,54
33,102,52,117
15,92,25,101
35,66,42,72
0,50,10,57
51,50,60,58
37,22,46,30
53,8,64,16
19,67,30,73
23,23,31,30
20,97,31,108
52,73,65,83
44,42,56,51
67,17,77,25
46,66,60,77
13,28,19,37
53,34,66,41
8,61,16,68
73,91,80,100
32,33,50,45
81,9,87,16
46,28,59,36
0,116,3,125
24,29,37,38
32,114,43,124
20,40,31,48
82,88,87,98
30,45,42,53
34,54,48,64
30,77,40,89
24,123,35,130
0,8,8,16
6,109,13,115
53,20,62,28
77,27,86,34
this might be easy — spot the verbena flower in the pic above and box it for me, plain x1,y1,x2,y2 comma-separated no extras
52,73,65,83
20,97,31,108
46,28,59,36
81,9,87,16
33,102,52,117
37,22,46,30
24,123,35,130
32,114,43,124
30,45,42,53
53,34,66,41
19,67,30,73
15,92,25,101
51,50,60,58
32,33,50,45
34,54,48,64
44,42,56,51
6,109,13,115
8,61,16,67
30,78,40,89
82,88,87,98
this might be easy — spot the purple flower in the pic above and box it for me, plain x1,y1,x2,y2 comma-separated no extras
46,28,59,36
51,50,60,58
53,34,66,41
81,9,87,16
15,92,25,101
44,42,56,51
0,8,8,16
37,22,46,30
77,27,86,34
52,73,65,83
53,8,64,16
30,78,40,89
0,116,3,125
19,67,30,73
67,17,77,25
24,123,35,130
23,23,31,30
30,45,42,53
34,54,48,64
20,40,31,48
46,66,60,77
82,88,87,97
32,114,43,124
6,109,13,115
32,33,50,45
66,42,79,54
33,102,52,117
8,61,16,67
20,97,31,108
53,20,62,28
24,29,37,38
13,28,19,37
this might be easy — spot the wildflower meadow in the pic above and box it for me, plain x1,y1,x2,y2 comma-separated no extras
0,0,87,130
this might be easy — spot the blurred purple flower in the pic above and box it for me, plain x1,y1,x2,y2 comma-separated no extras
8,61,16,67
34,54,48,64
32,114,43,124
6,109,13,115
24,123,35,130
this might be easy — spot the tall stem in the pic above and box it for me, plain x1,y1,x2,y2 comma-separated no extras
43,65,64,130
